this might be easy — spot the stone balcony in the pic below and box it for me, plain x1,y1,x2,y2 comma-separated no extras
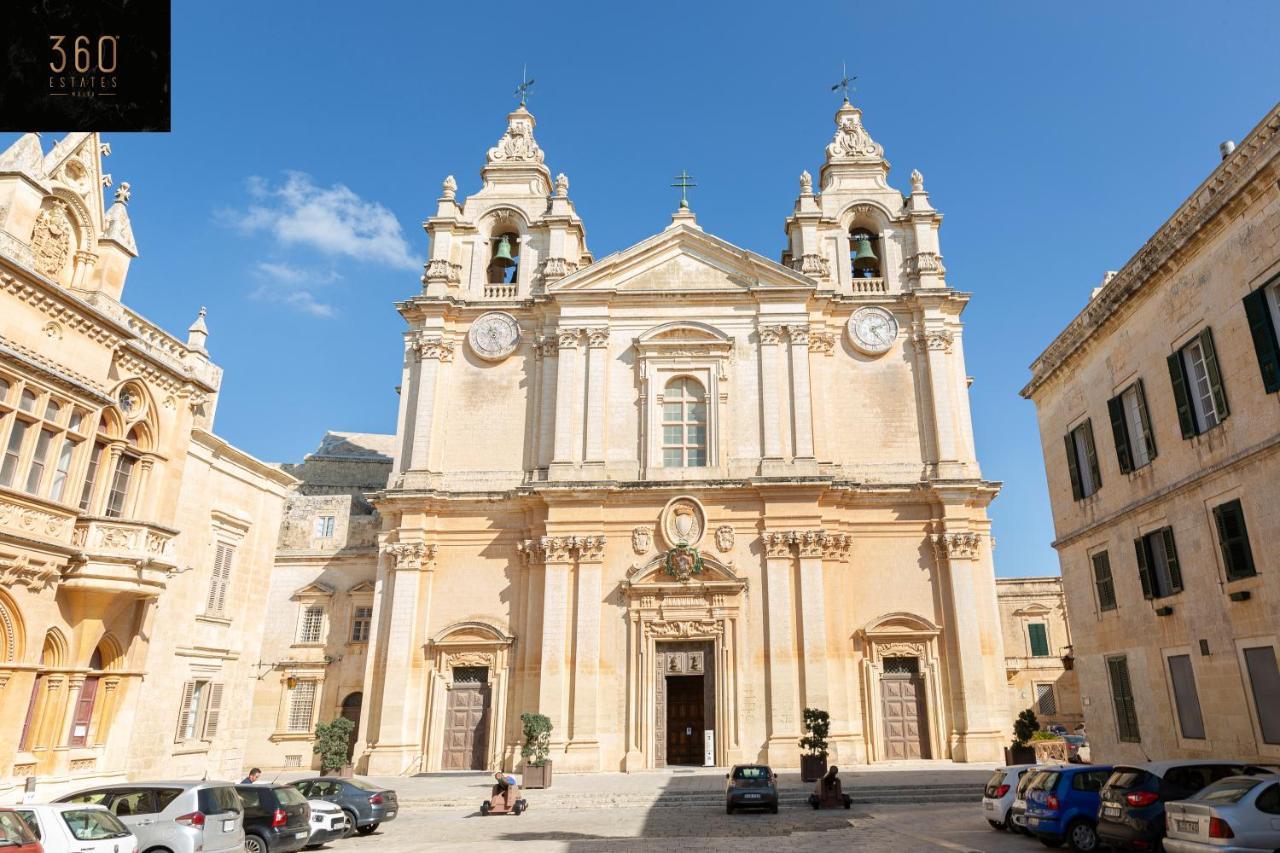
482,283,518,299
1005,655,1066,674
65,517,180,597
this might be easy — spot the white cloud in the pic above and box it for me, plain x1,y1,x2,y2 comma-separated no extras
249,261,339,317
226,172,418,271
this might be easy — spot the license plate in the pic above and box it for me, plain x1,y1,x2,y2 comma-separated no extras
984,801,994,810
222,819,235,832
1103,805,1121,818
1176,819,1198,833
744,794,760,799
296,831,307,839
385,810,396,817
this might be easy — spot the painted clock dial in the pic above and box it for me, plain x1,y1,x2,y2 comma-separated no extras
467,312,521,361
847,306,899,355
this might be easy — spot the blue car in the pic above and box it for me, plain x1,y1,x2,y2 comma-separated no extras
1025,764,1114,852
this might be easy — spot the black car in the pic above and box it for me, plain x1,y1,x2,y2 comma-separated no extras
725,764,779,814
235,784,311,853
1097,761,1275,850
292,777,398,836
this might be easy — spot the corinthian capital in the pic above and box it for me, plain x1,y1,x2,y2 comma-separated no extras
933,532,982,561
414,334,455,361
573,534,607,562
761,530,796,558
383,541,437,570
586,328,610,348
556,328,580,349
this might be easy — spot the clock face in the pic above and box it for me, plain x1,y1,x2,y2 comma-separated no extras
847,306,899,355
468,312,521,361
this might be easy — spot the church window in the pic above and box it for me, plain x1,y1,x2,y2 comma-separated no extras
49,438,78,501
18,389,37,413
298,605,325,644
0,420,29,487
849,228,881,279
661,377,707,468
23,428,55,493
487,232,520,284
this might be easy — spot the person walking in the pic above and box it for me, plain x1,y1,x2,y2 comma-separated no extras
241,768,261,784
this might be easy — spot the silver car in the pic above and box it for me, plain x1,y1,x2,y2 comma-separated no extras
1165,774,1280,853
56,780,243,853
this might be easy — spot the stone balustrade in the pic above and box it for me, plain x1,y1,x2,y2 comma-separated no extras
65,517,180,596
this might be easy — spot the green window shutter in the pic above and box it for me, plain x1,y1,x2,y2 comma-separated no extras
1092,552,1116,611
1167,351,1197,438
1064,433,1083,501
1134,379,1157,461
1214,500,1257,580
1199,328,1229,420
1134,536,1153,599
1082,419,1102,491
1028,623,1049,657
1243,286,1280,394
1161,527,1183,593
1107,394,1133,474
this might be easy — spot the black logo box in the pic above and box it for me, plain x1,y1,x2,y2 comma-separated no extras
1,0,171,132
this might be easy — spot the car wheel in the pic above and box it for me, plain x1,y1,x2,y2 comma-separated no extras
988,819,1003,830
513,801,524,816
356,823,378,836
1003,811,1015,832
1066,819,1098,852
341,810,358,838
244,834,267,853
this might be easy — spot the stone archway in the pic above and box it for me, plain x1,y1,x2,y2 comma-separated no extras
857,612,947,762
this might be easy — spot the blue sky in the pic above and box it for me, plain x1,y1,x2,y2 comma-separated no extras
7,1,1278,577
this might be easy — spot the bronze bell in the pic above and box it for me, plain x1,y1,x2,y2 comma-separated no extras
492,235,516,268
852,234,879,272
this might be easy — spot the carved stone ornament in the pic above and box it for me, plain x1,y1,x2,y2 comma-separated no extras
758,325,785,346
799,170,813,194
798,253,830,279
32,202,72,278
822,532,852,560
908,251,946,277
383,541,436,570
663,544,704,582
423,259,462,283
631,526,652,555
808,330,836,356
449,651,495,669
114,181,132,204
487,109,545,165
762,530,796,558
914,329,955,353
441,175,457,200
0,553,60,592
878,641,925,660
826,103,884,161
468,312,521,362
660,496,706,549
541,536,575,562
714,525,734,553
645,619,724,639
586,328,610,348
796,530,826,558
0,497,68,538
847,306,899,356
556,328,580,349
910,169,925,193
554,172,569,197
934,532,981,561
414,334,455,362
574,535,606,563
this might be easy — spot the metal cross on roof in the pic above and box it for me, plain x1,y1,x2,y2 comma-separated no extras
671,169,697,209
514,64,535,107
831,61,856,102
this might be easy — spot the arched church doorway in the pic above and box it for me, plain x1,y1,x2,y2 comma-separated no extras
441,666,491,771
340,692,362,760
880,657,931,760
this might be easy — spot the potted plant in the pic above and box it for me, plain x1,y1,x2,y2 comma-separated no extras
1008,708,1039,764
520,712,553,789
313,717,356,776
798,707,831,782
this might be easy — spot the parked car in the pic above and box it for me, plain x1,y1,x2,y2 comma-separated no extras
1063,734,1091,763
983,764,1037,831
1048,725,1070,736
304,799,347,849
1024,764,1114,851
724,765,779,814
1164,773,1280,853
0,809,42,853
235,784,310,853
1011,768,1048,836
13,803,135,853
56,781,244,853
291,778,397,836
1099,760,1277,851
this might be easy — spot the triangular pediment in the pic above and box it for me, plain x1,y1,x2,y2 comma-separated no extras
291,581,335,600
548,223,814,296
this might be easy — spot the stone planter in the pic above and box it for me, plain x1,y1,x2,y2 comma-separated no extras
1033,739,1068,765
1007,745,1037,765
800,754,828,783
522,760,552,789
337,764,354,779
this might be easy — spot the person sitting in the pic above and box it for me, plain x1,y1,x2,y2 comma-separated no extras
808,765,852,809
491,772,516,808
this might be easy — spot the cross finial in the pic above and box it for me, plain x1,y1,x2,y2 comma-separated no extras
514,64,535,107
830,61,856,103
671,169,696,210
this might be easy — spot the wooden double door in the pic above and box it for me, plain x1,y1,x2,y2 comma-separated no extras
442,668,491,770
666,675,705,765
655,641,714,767
881,664,931,760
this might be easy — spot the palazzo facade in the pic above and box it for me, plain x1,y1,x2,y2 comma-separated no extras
346,99,1011,775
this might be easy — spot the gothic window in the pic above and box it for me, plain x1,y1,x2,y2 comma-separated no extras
849,228,881,279
79,440,105,511
487,232,520,284
661,377,707,468
104,453,136,518
0,379,88,501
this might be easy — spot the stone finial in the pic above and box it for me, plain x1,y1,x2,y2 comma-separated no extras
799,170,813,195
114,181,131,205
825,101,884,162
441,175,456,200
187,307,209,351
487,105,545,166
910,169,924,193
554,172,569,197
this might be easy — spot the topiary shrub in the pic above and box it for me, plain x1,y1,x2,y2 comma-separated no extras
520,712,552,767
313,717,355,773
799,707,831,758
1013,708,1040,747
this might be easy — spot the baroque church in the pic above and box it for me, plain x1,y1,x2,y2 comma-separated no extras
332,97,1011,775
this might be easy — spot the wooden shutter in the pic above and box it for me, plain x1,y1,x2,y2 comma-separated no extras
1082,420,1102,491
206,543,233,615
1028,623,1049,657
1134,379,1157,461
202,683,224,739
1064,433,1083,500
1199,328,1229,419
1161,527,1183,593
1243,286,1280,394
174,680,195,742
1107,395,1133,473
1213,500,1256,580
68,676,99,747
1134,536,1153,599
1167,351,1197,438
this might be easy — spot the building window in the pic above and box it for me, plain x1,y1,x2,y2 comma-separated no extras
18,389,36,413
350,606,372,643
0,384,87,501
104,454,136,518
1243,646,1280,745
23,428,54,494
298,606,324,644
1242,276,1280,394
1063,419,1101,500
1027,623,1050,657
1035,683,1057,716
205,543,235,617
49,437,78,501
313,515,335,538
661,377,707,468
174,679,224,743
79,442,105,511
1107,380,1156,472
1135,527,1183,599
287,680,317,732
0,420,29,487
1107,656,1141,743
1167,654,1206,740
1212,500,1256,581
1092,551,1117,612
1168,329,1229,437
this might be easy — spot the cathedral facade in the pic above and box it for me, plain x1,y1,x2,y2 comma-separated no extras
351,100,1009,774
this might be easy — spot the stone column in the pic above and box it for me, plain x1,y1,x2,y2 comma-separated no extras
390,336,415,474
917,328,962,477
93,443,125,516
788,327,815,460
534,337,558,470
128,455,155,520
795,530,829,713
550,330,580,470
537,536,575,748
408,335,454,472
758,326,785,461
760,530,800,766
583,330,609,467
567,535,604,769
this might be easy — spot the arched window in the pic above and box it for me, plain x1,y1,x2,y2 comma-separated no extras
661,378,707,468
103,429,142,519
849,228,882,279
486,232,520,284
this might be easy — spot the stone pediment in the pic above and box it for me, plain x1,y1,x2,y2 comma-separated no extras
547,224,813,296
625,552,745,590
290,581,335,600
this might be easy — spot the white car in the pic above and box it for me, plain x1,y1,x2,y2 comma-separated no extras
983,764,1037,831
305,799,349,847
13,803,137,853
1010,767,1048,836
1164,773,1280,853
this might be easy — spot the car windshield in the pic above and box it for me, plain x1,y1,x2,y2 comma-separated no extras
275,787,308,806
0,811,34,845
733,767,770,780
344,779,381,792
1194,779,1261,804
1018,772,1042,796
1032,772,1060,792
199,786,242,815
62,809,130,840
985,770,1006,788
1106,769,1149,789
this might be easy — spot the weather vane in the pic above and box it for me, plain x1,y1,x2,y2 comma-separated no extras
671,169,696,210
831,61,856,102
514,64,535,107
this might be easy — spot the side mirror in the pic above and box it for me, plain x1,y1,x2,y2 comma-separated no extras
724,773,730,779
